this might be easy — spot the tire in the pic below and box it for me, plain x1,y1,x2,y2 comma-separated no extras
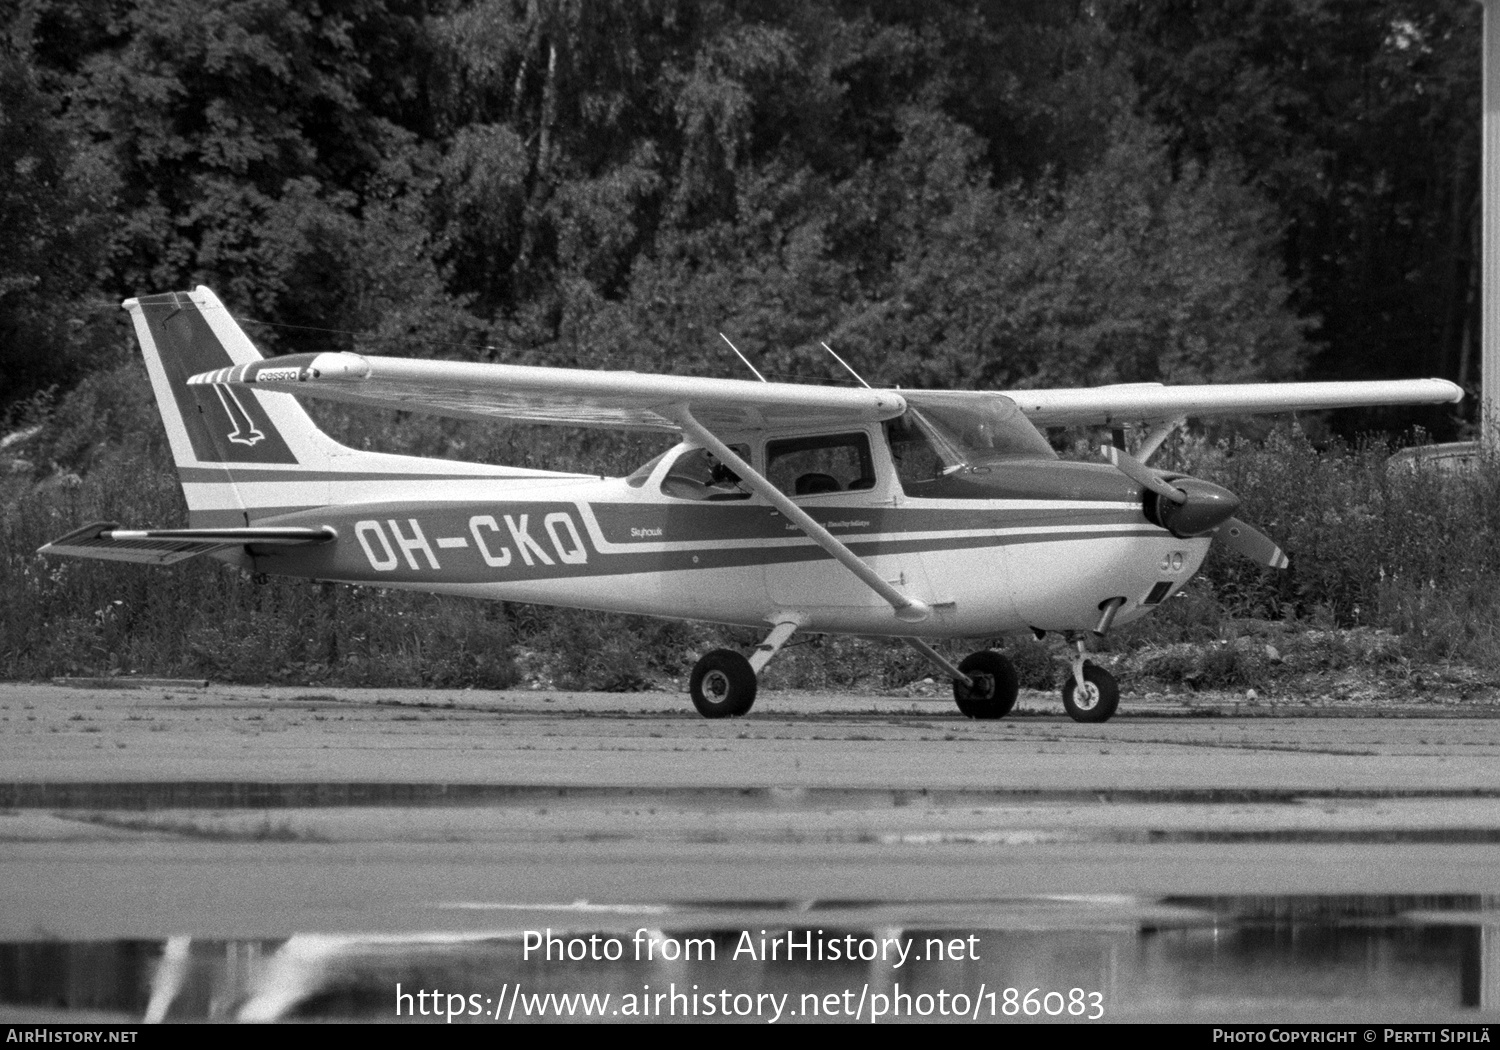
952,650,1019,720
1061,662,1120,723
689,649,757,718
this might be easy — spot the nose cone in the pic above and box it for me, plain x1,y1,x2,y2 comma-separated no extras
1155,477,1241,537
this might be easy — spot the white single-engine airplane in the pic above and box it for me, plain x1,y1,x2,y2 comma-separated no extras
41,287,1462,722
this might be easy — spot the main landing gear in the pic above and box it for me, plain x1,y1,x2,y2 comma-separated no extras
902,638,1019,720
951,650,1020,719
687,619,800,718
689,649,757,718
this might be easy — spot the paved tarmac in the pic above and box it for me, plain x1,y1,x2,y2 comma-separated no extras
5,681,1500,791
4,681,1499,1022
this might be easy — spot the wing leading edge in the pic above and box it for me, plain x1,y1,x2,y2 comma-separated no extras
190,353,908,433
1001,379,1463,427
193,353,1462,433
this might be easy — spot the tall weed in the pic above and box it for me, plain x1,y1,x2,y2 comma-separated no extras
1128,428,1500,676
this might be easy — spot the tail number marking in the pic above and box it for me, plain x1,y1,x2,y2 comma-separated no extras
356,513,589,573
543,513,587,565
387,519,439,570
355,521,398,571
470,516,512,567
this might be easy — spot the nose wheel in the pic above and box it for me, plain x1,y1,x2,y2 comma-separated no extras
1062,661,1119,723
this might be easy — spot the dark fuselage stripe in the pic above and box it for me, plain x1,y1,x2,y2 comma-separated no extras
178,466,573,483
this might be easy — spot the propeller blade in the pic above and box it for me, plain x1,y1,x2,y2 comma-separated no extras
1101,445,1187,505
1216,517,1290,570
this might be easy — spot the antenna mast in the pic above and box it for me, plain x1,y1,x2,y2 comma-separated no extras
719,333,767,383
820,341,872,388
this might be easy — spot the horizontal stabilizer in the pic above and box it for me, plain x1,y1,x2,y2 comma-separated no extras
38,522,336,566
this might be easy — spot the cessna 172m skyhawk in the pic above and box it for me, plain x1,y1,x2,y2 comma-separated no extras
41,287,1462,722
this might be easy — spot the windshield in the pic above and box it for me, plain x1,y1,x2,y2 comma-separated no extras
889,392,1055,481
625,451,669,488
660,444,752,500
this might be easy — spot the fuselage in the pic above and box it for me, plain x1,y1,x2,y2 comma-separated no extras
247,425,1211,638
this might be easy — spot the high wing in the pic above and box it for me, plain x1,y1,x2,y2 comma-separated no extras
40,521,336,565
190,353,907,433
192,352,1461,432
999,379,1464,427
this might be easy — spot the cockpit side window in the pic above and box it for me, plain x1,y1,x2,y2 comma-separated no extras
660,445,752,501
766,432,875,497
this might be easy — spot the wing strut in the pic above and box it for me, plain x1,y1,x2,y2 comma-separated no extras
1136,416,1185,463
670,407,931,623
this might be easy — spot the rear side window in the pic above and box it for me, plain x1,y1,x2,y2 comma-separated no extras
766,433,875,496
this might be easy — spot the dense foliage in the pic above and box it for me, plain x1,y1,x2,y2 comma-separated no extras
2,0,1481,428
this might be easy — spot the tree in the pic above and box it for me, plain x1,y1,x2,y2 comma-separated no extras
0,4,116,408
50,0,467,356
1105,0,1481,433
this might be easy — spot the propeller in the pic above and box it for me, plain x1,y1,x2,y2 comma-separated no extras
1101,445,1289,570
1103,445,1189,505
1215,517,1290,570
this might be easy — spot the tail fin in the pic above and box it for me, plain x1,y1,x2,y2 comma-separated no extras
128,287,426,527
128,287,544,528
126,287,349,471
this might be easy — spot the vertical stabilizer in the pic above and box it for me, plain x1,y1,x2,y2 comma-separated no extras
127,287,363,526
126,286,578,528
126,287,350,474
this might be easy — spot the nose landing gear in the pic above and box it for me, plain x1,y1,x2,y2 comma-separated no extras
1057,600,1124,722
1062,654,1119,723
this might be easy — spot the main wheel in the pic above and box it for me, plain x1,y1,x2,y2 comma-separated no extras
1061,662,1119,723
689,649,757,718
952,650,1019,719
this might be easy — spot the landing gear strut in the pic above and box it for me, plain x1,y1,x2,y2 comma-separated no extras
902,638,1019,720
